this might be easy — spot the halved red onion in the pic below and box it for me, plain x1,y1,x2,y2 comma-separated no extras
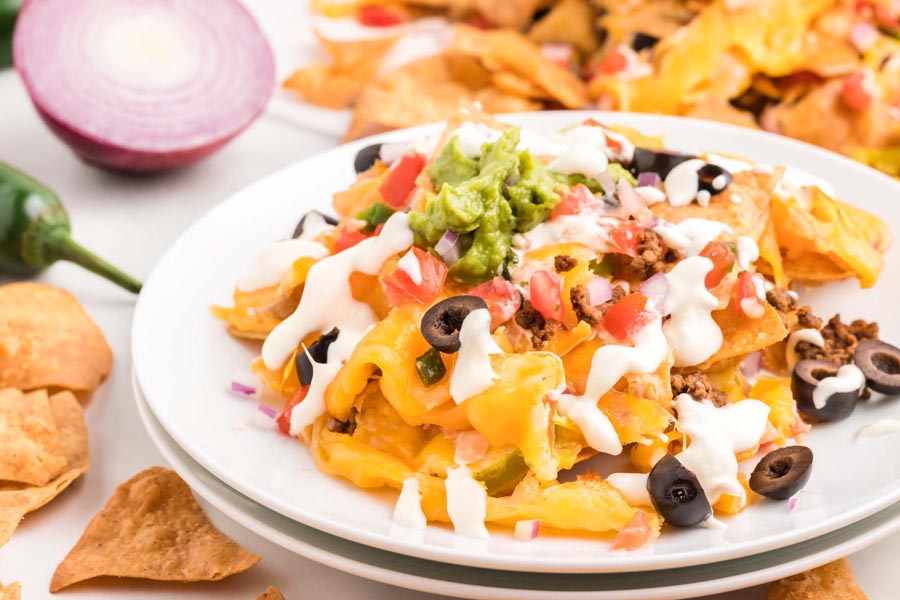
586,276,613,305
514,519,541,540
14,0,275,172
434,230,461,265
638,272,668,310
636,172,661,187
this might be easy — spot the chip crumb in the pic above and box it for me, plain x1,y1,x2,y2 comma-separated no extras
766,559,868,600
0,581,22,600
50,467,260,592
256,585,285,600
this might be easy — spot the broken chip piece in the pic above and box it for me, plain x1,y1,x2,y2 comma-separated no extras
766,558,868,600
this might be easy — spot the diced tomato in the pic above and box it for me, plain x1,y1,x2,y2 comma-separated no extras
550,184,601,219
530,270,565,323
470,277,521,329
611,510,657,551
333,220,370,253
610,221,643,256
874,4,900,29
841,72,874,112
379,153,426,209
699,241,735,289
602,292,654,341
277,387,309,435
735,272,765,318
382,247,448,307
597,47,629,75
468,10,497,29
357,5,405,27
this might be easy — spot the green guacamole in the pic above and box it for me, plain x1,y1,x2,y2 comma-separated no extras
410,127,563,284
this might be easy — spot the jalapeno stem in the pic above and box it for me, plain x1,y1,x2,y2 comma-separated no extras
56,236,142,294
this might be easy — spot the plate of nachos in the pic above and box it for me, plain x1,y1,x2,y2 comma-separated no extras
132,111,900,572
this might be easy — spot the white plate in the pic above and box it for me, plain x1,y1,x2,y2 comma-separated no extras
132,111,900,573
133,372,900,600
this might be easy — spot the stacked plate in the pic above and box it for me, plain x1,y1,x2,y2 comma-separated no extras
132,113,900,600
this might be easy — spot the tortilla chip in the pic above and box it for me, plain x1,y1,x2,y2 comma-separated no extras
0,582,21,600
693,300,788,372
0,283,113,392
528,0,599,54
0,391,90,548
766,559,867,600
491,71,552,100
756,216,788,288
50,467,260,592
0,389,67,486
256,586,285,600
451,24,588,108
651,171,772,243
472,0,541,30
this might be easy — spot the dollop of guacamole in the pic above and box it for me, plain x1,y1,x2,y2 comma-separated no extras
410,127,563,284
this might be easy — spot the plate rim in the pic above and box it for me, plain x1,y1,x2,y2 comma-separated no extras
134,369,900,600
132,110,900,573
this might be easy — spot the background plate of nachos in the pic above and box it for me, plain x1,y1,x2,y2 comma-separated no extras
132,112,900,573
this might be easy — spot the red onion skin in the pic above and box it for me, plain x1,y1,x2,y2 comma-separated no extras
14,0,275,173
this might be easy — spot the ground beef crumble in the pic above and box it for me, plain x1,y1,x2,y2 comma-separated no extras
671,372,728,407
554,255,577,273
795,314,879,365
629,230,680,278
515,300,561,350
765,287,822,331
570,284,625,326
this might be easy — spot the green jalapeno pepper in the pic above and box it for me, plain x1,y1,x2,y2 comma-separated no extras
0,0,20,69
0,162,142,293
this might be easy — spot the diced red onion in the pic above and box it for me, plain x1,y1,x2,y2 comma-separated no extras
636,172,661,187
616,180,647,217
597,171,617,195
638,272,669,311
231,376,259,397
850,22,879,52
514,519,541,540
257,404,278,419
586,276,613,305
453,430,490,464
14,0,275,172
741,351,763,380
435,230,461,265
789,496,798,511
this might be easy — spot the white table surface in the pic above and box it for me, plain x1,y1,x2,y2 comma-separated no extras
0,47,898,600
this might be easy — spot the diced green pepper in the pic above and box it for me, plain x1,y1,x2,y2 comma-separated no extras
415,347,446,387
356,201,395,233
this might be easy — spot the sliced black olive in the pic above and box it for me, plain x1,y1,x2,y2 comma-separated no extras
791,359,860,422
696,163,733,196
631,147,695,179
854,339,900,395
631,32,660,52
647,454,712,527
420,295,488,353
354,143,383,174
292,210,338,239
295,328,340,386
749,446,813,500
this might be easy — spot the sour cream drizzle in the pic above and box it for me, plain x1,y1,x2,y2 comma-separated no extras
557,318,668,454
674,395,770,505
663,159,707,206
813,364,866,409
513,215,617,253
606,472,652,506
548,144,609,179
392,477,427,530
397,249,422,285
736,236,759,271
445,465,490,540
855,418,900,440
450,308,503,404
786,328,825,369
663,257,722,367
774,166,837,206
237,239,329,292
653,219,733,256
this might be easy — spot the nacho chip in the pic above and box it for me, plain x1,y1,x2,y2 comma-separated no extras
0,389,67,486
693,300,788,372
0,582,21,600
766,559,867,600
0,391,89,548
50,467,260,592
256,586,285,600
528,0,599,55
0,283,112,392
